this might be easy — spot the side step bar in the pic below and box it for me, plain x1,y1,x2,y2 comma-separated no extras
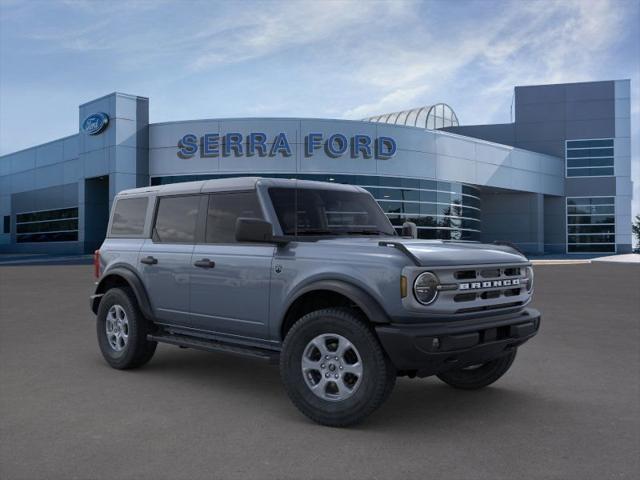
147,333,280,364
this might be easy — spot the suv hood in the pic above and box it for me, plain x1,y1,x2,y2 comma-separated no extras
315,237,528,267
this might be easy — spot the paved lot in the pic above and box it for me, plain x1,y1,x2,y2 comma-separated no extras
1,263,639,480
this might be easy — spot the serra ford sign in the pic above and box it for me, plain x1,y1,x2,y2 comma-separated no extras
177,133,397,159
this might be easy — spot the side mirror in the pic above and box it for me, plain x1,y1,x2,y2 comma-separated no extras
401,221,418,239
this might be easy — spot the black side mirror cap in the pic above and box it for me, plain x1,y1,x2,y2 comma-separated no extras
235,217,288,245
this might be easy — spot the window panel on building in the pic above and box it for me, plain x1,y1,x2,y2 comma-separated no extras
15,207,79,243
566,139,614,177
566,197,616,253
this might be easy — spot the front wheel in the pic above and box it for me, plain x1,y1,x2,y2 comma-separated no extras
280,308,396,427
436,348,517,390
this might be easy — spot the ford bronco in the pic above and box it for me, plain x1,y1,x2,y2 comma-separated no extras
90,177,540,426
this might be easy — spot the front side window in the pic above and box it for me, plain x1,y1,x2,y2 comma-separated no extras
566,197,616,253
110,197,148,236
153,195,200,243
566,139,614,177
205,192,263,243
269,187,396,237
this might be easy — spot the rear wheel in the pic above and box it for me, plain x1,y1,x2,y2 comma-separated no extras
280,308,396,427
96,287,157,369
436,349,517,390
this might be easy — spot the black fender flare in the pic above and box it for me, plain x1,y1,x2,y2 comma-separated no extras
92,266,154,320
283,279,390,325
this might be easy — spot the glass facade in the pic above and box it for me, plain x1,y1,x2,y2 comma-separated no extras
364,103,459,130
151,174,481,241
15,207,79,243
566,197,615,253
566,139,614,177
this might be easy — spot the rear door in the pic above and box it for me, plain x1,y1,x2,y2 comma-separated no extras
190,191,274,343
139,194,204,326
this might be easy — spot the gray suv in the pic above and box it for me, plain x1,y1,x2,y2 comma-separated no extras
90,177,540,426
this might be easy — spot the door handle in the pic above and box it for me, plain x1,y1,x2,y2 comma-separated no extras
140,256,158,265
194,258,215,269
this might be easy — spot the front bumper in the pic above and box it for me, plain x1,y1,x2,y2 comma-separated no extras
375,308,541,377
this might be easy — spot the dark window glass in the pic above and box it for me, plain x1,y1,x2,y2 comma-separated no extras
567,167,614,177
379,177,402,187
420,190,437,203
205,192,263,243
567,157,614,168
567,148,614,158
269,188,395,237
16,207,78,223
568,225,615,234
378,189,402,201
420,179,437,190
153,195,200,243
400,178,420,189
462,185,480,196
17,219,78,234
3,215,9,234
420,203,437,215
567,197,614,206
566,139,613,149
357,175,379,186
16,231,78,243
568,234,615,244
567,205,615,215
463,196,481,209
567,215,614,225
568,243,615,253
110,197,149,236
462,207,481,219
437,181,452,192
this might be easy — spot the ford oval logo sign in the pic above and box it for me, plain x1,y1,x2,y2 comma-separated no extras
82,112,109,135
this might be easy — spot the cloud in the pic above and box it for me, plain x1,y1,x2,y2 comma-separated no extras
340,0,629,119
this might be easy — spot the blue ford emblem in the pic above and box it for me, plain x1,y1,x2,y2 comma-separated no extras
82,112,109,135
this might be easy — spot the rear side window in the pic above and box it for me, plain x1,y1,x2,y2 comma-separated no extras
206,192,263,243
110,197,148,236
153,195,200,243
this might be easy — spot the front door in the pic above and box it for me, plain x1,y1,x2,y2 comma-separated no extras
189,191,274,342
139,194,202,326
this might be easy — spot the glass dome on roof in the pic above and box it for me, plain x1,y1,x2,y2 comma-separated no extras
363,103,459,130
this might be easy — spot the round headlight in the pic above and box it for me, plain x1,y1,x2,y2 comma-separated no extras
414,272,440,305
525,266,534,293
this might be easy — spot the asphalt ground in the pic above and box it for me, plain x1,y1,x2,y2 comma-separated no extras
0,263,638,480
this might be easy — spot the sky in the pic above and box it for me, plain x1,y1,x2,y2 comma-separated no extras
1,0,639,215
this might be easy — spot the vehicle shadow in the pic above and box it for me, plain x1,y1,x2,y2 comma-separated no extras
132,344,557,432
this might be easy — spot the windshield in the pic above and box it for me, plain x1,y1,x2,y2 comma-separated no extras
269,187,396,237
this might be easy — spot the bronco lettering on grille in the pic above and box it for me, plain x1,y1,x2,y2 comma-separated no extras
459,279,520,290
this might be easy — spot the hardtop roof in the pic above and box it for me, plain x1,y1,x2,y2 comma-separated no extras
115,177,365,197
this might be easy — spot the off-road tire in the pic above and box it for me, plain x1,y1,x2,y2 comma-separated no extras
96,287,157,369
436,348,517,390
280,307,396,427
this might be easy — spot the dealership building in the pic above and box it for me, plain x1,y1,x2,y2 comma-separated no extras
0,79,633,255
